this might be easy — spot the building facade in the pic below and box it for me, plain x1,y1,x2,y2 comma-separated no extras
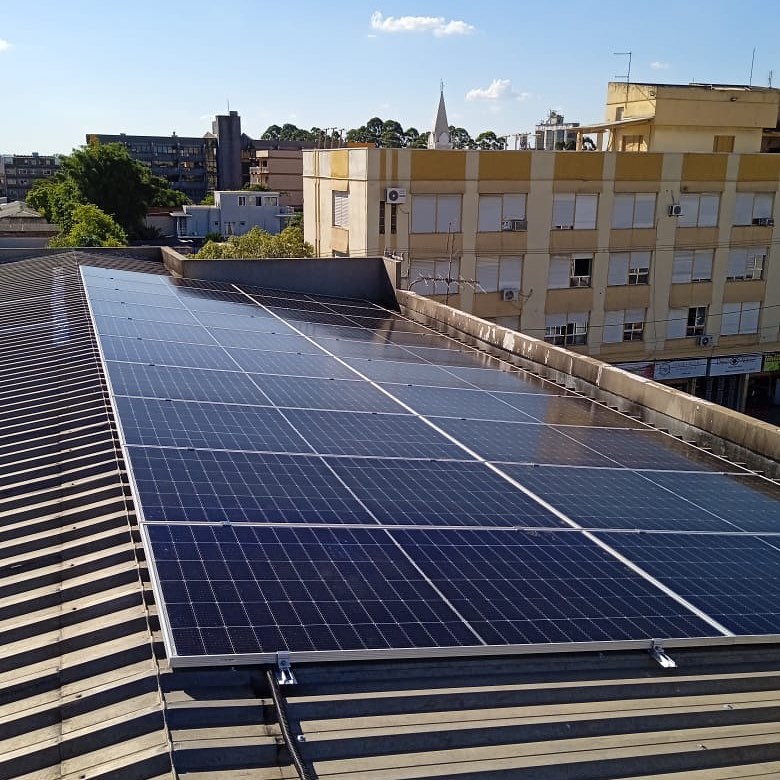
303,84,780,412
249,150,305,208
0,153,60,201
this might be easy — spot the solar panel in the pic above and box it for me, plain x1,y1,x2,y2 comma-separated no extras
128,448,374,525
80,268,780,667
87,286,181,308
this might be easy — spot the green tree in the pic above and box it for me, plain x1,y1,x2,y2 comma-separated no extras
27,177,84,234
475,131,507,150
449,126,475,150
49,204,127,247
195,225,313,259
200,193,215,205
381,120,405,148
261,124,282,141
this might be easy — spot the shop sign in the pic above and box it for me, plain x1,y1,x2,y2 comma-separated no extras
653,358,708,381
615,361,654,378
708,353,763,377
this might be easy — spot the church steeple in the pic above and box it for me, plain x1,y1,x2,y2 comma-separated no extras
429,83,452,150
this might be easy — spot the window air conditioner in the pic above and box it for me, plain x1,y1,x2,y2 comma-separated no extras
753,217,774,227
669,204,683,217
385,187,407,204
554,224,574,230
501,288,519,302
696,334,715,347
501,219,528,231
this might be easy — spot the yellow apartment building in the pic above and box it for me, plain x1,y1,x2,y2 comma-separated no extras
249,149,304,209
303,82,780,412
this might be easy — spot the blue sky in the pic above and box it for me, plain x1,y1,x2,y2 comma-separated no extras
2,0,779,154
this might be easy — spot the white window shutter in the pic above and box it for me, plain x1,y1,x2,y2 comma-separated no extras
478,196,502,232
548,256,571,288
608,253,630,286
632,251,651,270
734,193,753,225
552,194,575,227
498,256,522,289
672,251,693,283
332,191,349,228
625,308,645,324
603,310,625,343
569,311,589,326
574,194,598,229
436,195,461,232
678,195,698,227
503,194,526,220
754,193,773,220
692,250,712,281
634,194,656,227
411,260,435,288
720,303,741,335
667,308,688,339
545,312,566,328
475,257,499,292
727,248,746,278
740,302,760,333
411,195,436,233
698,194,719,226
612,195,634,229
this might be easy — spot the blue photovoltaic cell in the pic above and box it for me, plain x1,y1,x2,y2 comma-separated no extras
226,347,358,379
433,418,618,467
147,523,481,656
550,427,732,472
128,447,376,525
100,335,238,370
94,316,212,344
312,337,426,362
172,289,261,312
89,300,201,325
396,527,716,645
192,310,281,333
402,346,493,368
255,374,402,413
115,397,310,454
206,328,315,352
283,409,464,459
343,357,477,388
444,365,544,392
502,465,742,532
597,532,780,636
326,457,564,528
108,363,266,405
87,286,180,308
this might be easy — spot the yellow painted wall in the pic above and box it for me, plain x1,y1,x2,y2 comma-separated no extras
553,152,605,181
410,150,467,180
329,150,349,179
478,151,532,180
615,153,663,181
739,154,780,181
681,154,728,182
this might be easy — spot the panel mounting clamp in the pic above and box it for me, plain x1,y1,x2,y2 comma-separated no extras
275,651,297,685
649,639,677,668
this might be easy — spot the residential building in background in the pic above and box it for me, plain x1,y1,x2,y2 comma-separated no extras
171,190,293,239
303,81,780,413
0,153,60,201
249,149,305,208
0,200,58,247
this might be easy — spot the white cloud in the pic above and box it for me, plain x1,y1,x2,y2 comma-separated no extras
650,61,670,70
466,78,529,102
370,11,474,37
0,39,11,52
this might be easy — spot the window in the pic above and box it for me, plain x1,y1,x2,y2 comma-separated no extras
552,193,598,229
411,194,461,233
612,193,656,228
603,309,646,343
733,193,774,225
545,312,589,346
678,194,720,227
492,316,521,330
713,135,735,153
478,194,527,231
615,106,624,121
720,302,760,335
237,196,247,207
332,190,349,228
263,196,278,207
608,252,651,285
672,249,713,283
668,306,707,338
378,203,385,235
390,203,397,234
409,258,460,294
621,135,646,152
255,196,263,206
548,254,593,288
726,247,766,280
475,256,522,293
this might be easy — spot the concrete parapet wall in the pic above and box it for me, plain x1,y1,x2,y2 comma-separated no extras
397,289,780,475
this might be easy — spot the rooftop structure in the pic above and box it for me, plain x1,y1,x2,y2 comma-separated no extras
0,152,60,202
2,246,779,778
428,88,452,150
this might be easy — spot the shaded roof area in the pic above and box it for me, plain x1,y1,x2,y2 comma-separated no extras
3,249,780,780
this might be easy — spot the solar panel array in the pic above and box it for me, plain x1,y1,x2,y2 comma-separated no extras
81,266,780,663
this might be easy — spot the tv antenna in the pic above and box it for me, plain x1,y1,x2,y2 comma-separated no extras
614,51,632,105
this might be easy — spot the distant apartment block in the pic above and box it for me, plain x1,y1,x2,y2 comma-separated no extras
250,150,304,209
0,153,60,201
304,82,780,413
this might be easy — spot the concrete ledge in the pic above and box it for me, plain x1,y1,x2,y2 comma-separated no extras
161,248,400,307
397,290,780,476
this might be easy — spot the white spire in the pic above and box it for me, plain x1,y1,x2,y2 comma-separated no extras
429,84,451,150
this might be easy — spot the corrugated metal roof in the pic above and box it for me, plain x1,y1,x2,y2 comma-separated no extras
3,249,780,780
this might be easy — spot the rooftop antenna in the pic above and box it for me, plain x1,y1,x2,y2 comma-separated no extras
614,51,632,106
749,48,756,86
769,70,774,88
227,98,230,112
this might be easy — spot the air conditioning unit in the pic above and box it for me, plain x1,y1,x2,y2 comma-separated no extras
753,217,775,227
553,224,574,230
501,288,519,302
385,187,406,204
501,219,528,231
669,204,683,217
697,334,715,347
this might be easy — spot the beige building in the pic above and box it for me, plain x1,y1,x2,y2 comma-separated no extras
250,149,304,208
303,82,780,411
